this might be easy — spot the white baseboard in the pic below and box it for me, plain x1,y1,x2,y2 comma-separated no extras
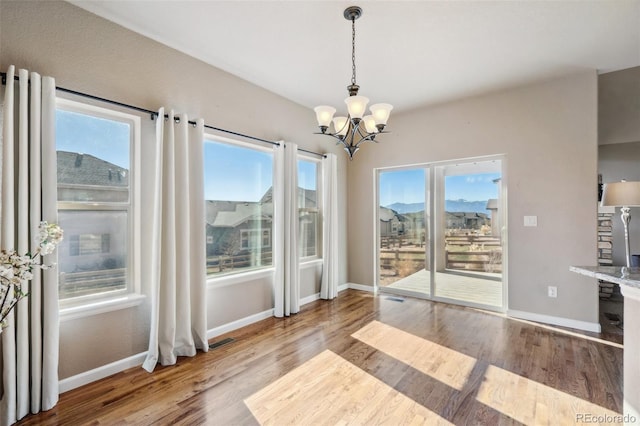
207,308,274,340
58,284,374,394
60,309,274,394
338,283,349,292
507,309,601,333
300,293,320,306
59,351,147,394
347,283,375,293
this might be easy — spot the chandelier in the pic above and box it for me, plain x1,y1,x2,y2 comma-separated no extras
313,6,393,160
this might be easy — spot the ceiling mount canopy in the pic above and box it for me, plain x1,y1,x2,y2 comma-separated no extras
313,5,393,160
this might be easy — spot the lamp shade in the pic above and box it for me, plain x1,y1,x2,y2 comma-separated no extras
370,103,393,125
601,181,640,207
362,115,378,134
333,116,349,136
344,96,369,120
314,106,336,127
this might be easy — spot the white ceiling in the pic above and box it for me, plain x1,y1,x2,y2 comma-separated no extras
70,0,640,113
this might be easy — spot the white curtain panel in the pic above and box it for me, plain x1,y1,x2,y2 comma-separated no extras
142,109,208,372
0,66,59,424
273,142,300,317
320,153,339,300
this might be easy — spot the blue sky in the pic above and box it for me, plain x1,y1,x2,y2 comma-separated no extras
56,111,317,202
203,140,317,201
379,169,501,206
56,109,130,168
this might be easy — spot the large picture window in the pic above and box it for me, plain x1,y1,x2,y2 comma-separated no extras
56,99,139,303
204,137,274,276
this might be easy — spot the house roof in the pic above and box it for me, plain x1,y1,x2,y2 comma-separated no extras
211,202,274,228
379,206,397,222
57,151,128,187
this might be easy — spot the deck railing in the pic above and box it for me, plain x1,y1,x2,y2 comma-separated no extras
379,234,503,275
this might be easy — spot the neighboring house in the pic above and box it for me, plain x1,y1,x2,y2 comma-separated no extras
205,186,318,258
379,206,405,238
56,151,128,275
206,201,274,257
486,199,500,236
445,211,490,230
57,150,128,201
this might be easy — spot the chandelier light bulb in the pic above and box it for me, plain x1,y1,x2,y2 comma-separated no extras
362,115,378,134
314,106,336,129
370,103,393,126
344,95,369,120
333,116,349,136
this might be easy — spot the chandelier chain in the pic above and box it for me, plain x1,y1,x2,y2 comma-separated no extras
351,17,356,86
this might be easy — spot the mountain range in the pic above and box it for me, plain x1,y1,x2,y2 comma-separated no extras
386,199,490,214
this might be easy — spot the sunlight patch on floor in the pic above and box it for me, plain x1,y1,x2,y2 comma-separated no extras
244,349,452,426
352,320,476,391
246,320,620,425
477,364,622,425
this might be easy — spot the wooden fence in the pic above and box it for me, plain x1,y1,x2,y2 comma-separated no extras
59,268,126,298
206,251,273,274
445,234,502,273
379,234,503,275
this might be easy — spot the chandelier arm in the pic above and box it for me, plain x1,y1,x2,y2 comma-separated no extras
352,122,377,147
354,133,378,148
323,132,350,149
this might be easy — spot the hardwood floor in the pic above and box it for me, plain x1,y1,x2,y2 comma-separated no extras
19,290,623,425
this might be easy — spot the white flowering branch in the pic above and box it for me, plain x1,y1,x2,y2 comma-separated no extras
0,222,63,330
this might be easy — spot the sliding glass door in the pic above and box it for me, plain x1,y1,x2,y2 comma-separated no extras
377,157,505,311
433,160,504,309
377,167,430,298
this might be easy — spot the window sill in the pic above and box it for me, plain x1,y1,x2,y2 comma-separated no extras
300,258,323,269
59,293,146,322
207,267,275,288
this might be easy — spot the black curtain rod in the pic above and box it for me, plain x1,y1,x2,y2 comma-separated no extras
1,72,326,158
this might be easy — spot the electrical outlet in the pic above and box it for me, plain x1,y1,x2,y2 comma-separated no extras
548,286,557,298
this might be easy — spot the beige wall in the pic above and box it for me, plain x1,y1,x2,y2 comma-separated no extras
0,0,348,379
599,66,640,146
348,72,599,325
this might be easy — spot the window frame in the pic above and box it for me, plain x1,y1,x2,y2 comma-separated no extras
203,133,276,283
297,154,323,263
55,97,141,311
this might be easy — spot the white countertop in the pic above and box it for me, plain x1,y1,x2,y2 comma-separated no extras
570,265,640,299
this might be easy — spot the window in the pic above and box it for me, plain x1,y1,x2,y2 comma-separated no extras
204,137,273,276
56,99,140,304
69,233,111,256
298,158,321,259
240,229,271,249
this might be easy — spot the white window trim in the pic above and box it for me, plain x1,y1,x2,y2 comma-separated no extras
206,267,275,288
56,98,142,310
59,294,146,322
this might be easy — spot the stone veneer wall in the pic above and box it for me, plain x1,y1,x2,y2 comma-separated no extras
598,207,616,298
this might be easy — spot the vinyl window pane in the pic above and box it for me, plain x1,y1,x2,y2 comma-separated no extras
57,210,128,300
56,109,130,202
298,159,318,258
204,140,273,276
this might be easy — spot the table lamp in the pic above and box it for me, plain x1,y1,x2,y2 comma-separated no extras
601,180,640,267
